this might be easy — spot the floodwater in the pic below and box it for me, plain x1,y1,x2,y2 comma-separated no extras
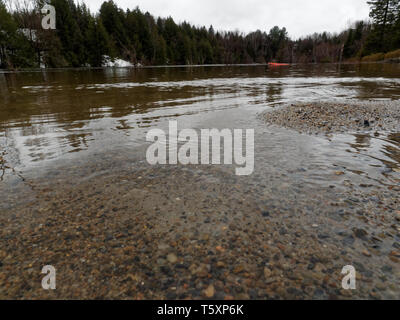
0,64,399,299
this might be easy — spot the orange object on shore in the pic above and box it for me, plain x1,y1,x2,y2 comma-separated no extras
268,62,290,66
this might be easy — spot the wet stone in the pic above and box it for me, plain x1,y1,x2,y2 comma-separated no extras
353,228,368,240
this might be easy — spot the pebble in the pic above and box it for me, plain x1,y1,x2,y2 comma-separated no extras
233,265,244,274
264,267,272,278
215,246,225,253
362,250,372,257
390,251,400,258
167,253,178,264
354,228,368,240
204,284,215,298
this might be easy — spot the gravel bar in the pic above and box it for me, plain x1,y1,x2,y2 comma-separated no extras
263,102,400,134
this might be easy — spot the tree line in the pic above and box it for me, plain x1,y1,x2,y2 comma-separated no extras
0,0,399,69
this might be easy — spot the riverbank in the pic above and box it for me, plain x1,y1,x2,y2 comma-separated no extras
360,50,400,64
263,102,400,135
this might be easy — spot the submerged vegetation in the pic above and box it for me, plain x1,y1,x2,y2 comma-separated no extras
0,0,399,68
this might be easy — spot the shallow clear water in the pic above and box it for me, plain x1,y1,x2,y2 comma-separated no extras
1,64,399,186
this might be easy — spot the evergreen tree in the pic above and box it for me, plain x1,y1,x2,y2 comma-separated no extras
50,0,85,66
0,0,17,68
365,0,400,52
343,29,355,58
100,0,131,60
86,17,112,67
0,0,35,68
154,34,167,65
268,26,288,60
1,0,399,69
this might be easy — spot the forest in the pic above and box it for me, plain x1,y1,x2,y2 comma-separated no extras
0,0,400,68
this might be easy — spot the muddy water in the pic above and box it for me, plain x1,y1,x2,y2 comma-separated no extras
0,64,399,299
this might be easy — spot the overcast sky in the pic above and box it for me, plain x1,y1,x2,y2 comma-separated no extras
83,0,371,39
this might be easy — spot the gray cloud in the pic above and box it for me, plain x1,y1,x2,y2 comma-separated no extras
83,0,370,38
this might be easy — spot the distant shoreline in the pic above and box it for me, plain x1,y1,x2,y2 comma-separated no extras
1,61,400,73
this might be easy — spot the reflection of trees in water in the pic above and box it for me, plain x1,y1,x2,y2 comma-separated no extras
333,64,400,100
61,133,92,153
0,73,17,122
1,68,222,162
355,81,384,99
357,63,400,78
266,83,283,103
115,119,134,132
0,74,9,101
350,134,372,151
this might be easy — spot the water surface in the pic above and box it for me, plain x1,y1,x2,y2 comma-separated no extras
1,64,400,183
